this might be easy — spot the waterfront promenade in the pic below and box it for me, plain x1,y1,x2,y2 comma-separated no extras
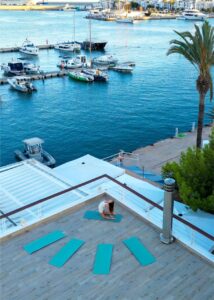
118,125,213,175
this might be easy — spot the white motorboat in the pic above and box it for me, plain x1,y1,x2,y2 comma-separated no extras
1,61,25,76
116,18,134,24
19,40,39,56
14,137,56,168
54,42,81,52
58,55,88,69
23,62,40,74
93,55,118,66
82,68,108,81
112,65,134,73
7,77,37,93
177,9,207,21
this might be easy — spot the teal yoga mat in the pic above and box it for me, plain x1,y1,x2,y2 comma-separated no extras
123,237,155,266
84,211,123,222
93,244,113,275
49,238,85,268
24,230,66,254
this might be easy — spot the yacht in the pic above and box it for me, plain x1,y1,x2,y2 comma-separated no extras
7,77,37,93
58,55,88,69
54,42,81,52
177,9,207,21
1,61,25,76
81,40,107,51
93,55,118,66
19,40,39,56
14,137,56,167
23,62,40,74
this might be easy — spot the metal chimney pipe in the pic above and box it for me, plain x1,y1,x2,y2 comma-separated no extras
160,178,175,244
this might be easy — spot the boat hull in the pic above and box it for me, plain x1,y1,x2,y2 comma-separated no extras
14,149,56,168
81,41,107,51
68,72,94,82
19,49,39,56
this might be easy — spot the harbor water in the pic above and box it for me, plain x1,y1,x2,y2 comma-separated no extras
0,11,213,166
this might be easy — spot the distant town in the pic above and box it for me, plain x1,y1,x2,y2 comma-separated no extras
0,0,213,11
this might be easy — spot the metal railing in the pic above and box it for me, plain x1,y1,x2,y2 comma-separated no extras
1,173,214,243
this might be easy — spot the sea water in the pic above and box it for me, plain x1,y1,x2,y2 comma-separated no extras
0,11,213,166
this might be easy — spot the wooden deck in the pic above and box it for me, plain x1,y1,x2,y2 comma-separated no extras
1,198,214,300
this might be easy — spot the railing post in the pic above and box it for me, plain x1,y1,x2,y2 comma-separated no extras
160,178,175,244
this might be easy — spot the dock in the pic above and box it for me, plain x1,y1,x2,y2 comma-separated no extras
0,44,54,53
0,70,68,85
112,124,213,175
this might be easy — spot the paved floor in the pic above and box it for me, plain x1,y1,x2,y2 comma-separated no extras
118,125,213,174
1,199,214,300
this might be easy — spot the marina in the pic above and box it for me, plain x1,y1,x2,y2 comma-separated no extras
0,11,213,167
0,6,214,300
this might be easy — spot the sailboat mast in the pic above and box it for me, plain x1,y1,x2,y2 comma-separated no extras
89,18,92,67
73,10,75,42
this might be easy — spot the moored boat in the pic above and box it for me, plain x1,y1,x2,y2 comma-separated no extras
68,70,94,82
1,60,25,76
177,9,207,21
93,55,118,66
7,77,37,93
112,65,134,73
54,42,81,52
116,18,134,24
58,55,88,69
81,40,107,51
82,68,108,81
19,40,39,56
23,62,40,74
14,137,56,168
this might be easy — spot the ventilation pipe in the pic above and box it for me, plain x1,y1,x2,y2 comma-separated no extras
160,178,175,244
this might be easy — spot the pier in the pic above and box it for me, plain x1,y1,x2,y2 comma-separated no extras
0,44,55,53
0,70,68,85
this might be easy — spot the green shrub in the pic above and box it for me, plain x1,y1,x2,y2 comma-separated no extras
162,127,214,213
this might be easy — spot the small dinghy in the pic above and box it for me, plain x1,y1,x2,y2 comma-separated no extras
7,77,37,93
68,70,94,82
19,39,39,56
14,137,56,168
112,65,134,73
82,68,108,81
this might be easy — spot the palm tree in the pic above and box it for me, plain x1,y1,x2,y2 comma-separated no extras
167,21,214,148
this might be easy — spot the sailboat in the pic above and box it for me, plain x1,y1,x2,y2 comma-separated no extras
82,19,108,82
55,11,81,52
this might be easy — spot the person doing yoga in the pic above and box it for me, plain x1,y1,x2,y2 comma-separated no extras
98,199,115,219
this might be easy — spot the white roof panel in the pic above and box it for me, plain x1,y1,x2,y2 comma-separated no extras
53,154,125,185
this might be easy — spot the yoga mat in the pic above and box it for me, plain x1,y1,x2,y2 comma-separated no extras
123,237,155,266
84,211,123,223
49,238,85,268
93,244,113,275
24,230,65,254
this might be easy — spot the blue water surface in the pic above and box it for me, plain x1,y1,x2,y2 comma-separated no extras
0,11,213,166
